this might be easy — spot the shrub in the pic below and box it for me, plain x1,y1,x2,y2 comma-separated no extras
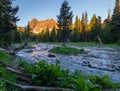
89,75,119,89
19,60,65,87
18,60,120,90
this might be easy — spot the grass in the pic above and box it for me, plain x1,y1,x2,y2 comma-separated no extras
44,42,120,47
49,46,85,55
69,42,120,47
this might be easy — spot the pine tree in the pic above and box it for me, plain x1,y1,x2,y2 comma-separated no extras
72,29,80,42
0,0,19,47
88,14,100,42
13,29,22,43
50,26,57,42
74,16,81,31
84,12,88,41
57,0,73,46
81,13,86,41
23,22,31,44
98,16,102,30
44,26,50,42
85,12,88,32
110,0,120,43
72,16,80,42
107,0,111,22
88,14,98,31
103,0,111,27
40,29,45,42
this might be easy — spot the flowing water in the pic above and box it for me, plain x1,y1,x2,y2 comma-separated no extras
16,44,120,82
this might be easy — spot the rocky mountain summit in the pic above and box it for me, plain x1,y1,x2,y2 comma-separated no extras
17,18,58,33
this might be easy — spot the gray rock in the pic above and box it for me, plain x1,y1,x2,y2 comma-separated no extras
48,53,56,57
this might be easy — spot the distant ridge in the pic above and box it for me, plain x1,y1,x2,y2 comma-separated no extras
30,18,58,33
17,18,58,34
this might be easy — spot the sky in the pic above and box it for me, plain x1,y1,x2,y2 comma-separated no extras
12,0,115,26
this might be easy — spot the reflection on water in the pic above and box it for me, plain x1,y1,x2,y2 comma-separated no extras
30,51,48,56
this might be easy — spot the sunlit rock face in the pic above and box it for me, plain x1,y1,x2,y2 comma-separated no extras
29,18,39,31
17,18,58,34
16,44,120,83
29,18,58,34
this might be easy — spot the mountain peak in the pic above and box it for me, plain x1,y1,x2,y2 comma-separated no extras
29,18,58,33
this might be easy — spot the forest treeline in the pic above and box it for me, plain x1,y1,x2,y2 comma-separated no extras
0,0,120,48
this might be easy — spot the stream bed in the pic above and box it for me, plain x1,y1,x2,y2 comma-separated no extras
16,44,120,83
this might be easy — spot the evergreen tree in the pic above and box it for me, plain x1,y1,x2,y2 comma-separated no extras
110,0,120,43
57,0,73,46
13,29,21,43
72,16,80,42
100,25,112,44
88,14,100,42
85,12,88,32
23,22,31,44
84,12,88,41
98,16,102,28
44,26,50,42
0,0,19,47
50,26,57,42
74,16,81,31
103,0,111,27
40,29,45,42
81,13,86,41
88,14,98,31
72,29,80,42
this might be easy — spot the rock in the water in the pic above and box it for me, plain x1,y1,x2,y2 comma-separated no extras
48,53,56,57
82,61,91,67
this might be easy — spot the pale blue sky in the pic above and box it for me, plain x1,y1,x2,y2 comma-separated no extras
13,0,115,26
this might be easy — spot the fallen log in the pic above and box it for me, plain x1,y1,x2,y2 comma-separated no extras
6,67,31,77
0,77,74,91
20,86,74,91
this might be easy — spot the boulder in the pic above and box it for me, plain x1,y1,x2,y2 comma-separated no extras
48,53,56,57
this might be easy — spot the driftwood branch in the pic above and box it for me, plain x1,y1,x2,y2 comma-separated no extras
6,67,31,77
0,77,74,91
20,86,74,91
97,35,103,44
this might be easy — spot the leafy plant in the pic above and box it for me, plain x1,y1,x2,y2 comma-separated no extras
19,60,64,87
89,75,118,89
68,71,102,91
0,52,11,63
18,60,120,90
